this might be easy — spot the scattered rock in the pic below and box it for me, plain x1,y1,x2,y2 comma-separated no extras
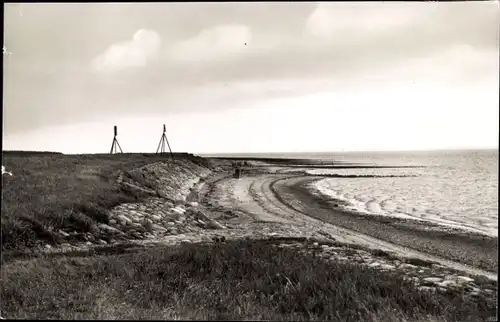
152,224,167,232
399,263,418,269
422,277,443,284
437,280,457,288
117,215,132,225
151,215,162,221
456,276,474,283
172,207,185,215
58,230,70,237
379,264,395,270
98,223,122,233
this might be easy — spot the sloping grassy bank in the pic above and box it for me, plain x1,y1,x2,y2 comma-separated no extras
1,239,495,321
1,153,221,251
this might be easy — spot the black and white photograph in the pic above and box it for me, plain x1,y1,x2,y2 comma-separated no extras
1,2,498,320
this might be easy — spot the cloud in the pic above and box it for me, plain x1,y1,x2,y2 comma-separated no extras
169,24,252,62
305,2,434,39
91,29,161,73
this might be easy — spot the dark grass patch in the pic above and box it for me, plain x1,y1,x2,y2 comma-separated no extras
1,240,495,321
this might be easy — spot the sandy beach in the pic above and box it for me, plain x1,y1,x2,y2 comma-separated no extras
199,161,497,279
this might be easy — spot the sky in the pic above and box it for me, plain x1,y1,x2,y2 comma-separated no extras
2,2,499,154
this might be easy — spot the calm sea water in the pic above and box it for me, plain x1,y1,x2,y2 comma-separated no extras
205,150,498,237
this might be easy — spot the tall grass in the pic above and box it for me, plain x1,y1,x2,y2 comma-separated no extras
1,239,495,321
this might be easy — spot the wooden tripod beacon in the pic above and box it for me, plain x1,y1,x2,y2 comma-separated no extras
156,124,173,159
110,125,123,154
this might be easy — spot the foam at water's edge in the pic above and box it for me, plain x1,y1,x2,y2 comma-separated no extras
309,179,498,238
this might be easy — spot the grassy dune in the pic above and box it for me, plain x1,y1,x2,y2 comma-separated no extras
1,153,212,250
1,153,497,321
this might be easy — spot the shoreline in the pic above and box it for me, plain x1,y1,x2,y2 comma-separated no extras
273,175,498,273
1,154,497,320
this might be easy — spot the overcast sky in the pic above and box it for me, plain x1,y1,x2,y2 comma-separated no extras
3,2,499,154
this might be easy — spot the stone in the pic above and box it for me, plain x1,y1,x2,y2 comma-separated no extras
152,224,167,232
379,264,395,270
422,277,443,284
172,208,185,215
58,230,70,237
98,239,108,245
399,263,417,269
117,214,132,225
109,219,117,225
437,280,457,288
45,244,52,249
456,276,474,283
168,222,175,226
368,262,381,268
85,241,92,246
98,224,122,233
151,215,162,221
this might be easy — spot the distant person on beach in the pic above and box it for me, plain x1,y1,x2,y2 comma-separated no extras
233,165,241,179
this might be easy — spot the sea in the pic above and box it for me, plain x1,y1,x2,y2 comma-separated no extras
204,150,498,237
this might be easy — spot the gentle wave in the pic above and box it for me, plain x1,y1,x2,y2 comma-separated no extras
305,151,498,238
309,175,498,237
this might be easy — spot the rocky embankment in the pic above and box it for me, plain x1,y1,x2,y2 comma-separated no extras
45,158,230,248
